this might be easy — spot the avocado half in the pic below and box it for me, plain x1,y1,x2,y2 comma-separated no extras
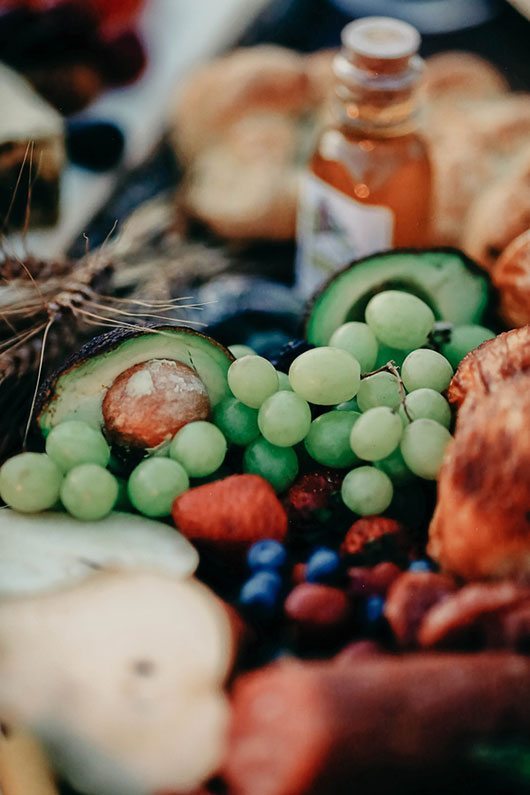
37,326,234,435
305,248,491,346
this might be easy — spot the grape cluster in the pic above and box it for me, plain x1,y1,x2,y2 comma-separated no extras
0,289,491,524
222,291,456,514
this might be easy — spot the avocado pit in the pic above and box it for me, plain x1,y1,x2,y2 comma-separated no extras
102,359,210,449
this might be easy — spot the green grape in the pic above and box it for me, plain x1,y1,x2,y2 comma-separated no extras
228,344,256,359
341,466,393,515
0,453,62,513
399,388,452,428
442,325,495,369
61,464,118,521
375,447,415,485
350,406,402,461
212,396,260,446
329,322,378,373
151,443,170,457
228,355,279,408
401,349,453,393
45,420,110,472
304,410,360,468
357,371,401,411
336,398,359,412
400,418,452,480
288,347,361,405
243,437,298,492
365,291,435,350
258,391,312,447
128,458,189,517
374,344,408,369
114,478,133,511
276,371,292,391
169,421,227,477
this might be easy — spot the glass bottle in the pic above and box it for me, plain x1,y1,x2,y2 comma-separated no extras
296,16,432,296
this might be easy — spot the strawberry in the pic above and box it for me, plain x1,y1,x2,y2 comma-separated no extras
172,475,287,557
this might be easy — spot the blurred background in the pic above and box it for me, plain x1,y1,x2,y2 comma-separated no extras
0,0,528,256
0,0,529,365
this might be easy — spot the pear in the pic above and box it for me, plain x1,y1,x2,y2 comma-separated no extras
0,572,234,795
0,510,198,597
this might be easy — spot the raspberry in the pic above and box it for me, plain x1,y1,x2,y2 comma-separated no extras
341,516,404,557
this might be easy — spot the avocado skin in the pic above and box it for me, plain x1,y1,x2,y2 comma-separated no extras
304,247,494,346
36,324,234,430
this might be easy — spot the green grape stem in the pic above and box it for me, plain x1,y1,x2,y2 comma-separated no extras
361,360,412,422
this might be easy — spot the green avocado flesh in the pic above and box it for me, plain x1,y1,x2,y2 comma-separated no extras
38,328,233,435
305,249,490,347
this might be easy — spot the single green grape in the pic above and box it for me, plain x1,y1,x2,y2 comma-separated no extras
61,464,118,521
350,406,402,461
442,325,495,369
0,453,62,513
341,466,393,515
258,391,312,447
304,410,360,468
212,397,260,446
401,349,453,393
375,447,415,485
228,355,279,408
170,421,227,477
357,371,401,411
45,420,110,472
399,388,452,428
365,291,435,350
288,347,360,405
276,371,292,391
335,398,360,412
229,344,256,359
400,418,452,480
329,322,378,373
128,458,189,517
243,437,298,492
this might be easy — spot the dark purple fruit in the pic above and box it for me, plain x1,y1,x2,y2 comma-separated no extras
66,119,125,172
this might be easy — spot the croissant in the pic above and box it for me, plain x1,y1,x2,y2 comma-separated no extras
493,229,530,327
429,373,530,580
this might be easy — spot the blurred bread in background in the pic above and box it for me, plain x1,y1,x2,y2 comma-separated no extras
170,46,530,271
171,46,333,240
493,229,530,326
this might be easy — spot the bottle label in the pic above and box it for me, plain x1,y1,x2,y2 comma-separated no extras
295,172,394,297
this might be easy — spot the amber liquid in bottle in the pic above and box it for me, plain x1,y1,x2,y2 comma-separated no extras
296,18,432,294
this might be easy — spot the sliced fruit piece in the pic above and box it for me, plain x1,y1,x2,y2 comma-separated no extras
0,509,198,597
0,572,233,795
37,326,234,437
305,249,490,346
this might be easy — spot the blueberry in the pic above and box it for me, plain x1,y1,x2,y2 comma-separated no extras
364,595,385,624
305,547,341,583
239,571,283,612
247,540,287,572
269,339,314,371
408,559,432,573
66,119,125,172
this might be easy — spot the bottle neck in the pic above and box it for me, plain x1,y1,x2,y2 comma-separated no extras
332,51,424,138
